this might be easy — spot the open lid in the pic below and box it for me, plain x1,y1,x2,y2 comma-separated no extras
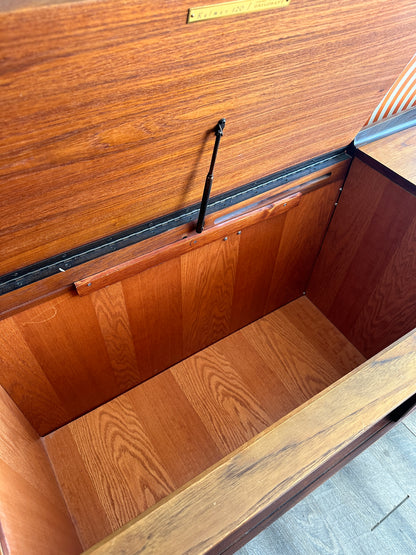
1,0,416,278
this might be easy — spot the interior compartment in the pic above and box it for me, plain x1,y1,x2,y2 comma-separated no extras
44,296,364,549
0,156,415,554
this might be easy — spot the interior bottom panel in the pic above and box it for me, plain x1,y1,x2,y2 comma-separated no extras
44,296,365,550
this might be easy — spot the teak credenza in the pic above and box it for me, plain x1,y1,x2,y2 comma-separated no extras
0,1,415,553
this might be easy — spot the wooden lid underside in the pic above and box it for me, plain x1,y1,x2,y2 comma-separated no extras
1,0,416,275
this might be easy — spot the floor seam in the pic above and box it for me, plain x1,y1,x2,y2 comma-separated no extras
371,495,410,531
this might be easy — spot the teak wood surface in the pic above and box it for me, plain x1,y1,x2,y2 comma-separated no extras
83,328,416,555
308,157,416,357
44,297,365,549
1,0,415,275
0,182,340,434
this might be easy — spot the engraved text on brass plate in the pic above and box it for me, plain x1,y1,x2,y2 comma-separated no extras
187,0,291,23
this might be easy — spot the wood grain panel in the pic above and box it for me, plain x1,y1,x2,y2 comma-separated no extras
1,0,415,275
171,347,272,454
242,302,362,404
1,257,184,434
278,297,365,374
45,371,222,549
12,292,121,428
181,233,240,357
0,386,81,555
46,396,175,549
265,181,341,312
43,426,114,550
347,214,416,357
122,256,184,380
0,0,85,11
0,318,69,434
126,371,223,488
84,330,416,555
230,214,286,331
90,282,140,391
308,158,416,357
328,182,415,334
307,159,386,315
45,297,363,549
211,331,300,424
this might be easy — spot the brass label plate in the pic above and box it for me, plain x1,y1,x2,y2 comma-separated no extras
188,0,290,23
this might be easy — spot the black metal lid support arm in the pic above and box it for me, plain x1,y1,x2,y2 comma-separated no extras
195,118,226,233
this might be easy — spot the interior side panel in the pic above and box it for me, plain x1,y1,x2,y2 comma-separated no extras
308,157,416,357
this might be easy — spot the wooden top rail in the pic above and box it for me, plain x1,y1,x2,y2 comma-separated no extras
75,191,301,295
85,329,416,555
